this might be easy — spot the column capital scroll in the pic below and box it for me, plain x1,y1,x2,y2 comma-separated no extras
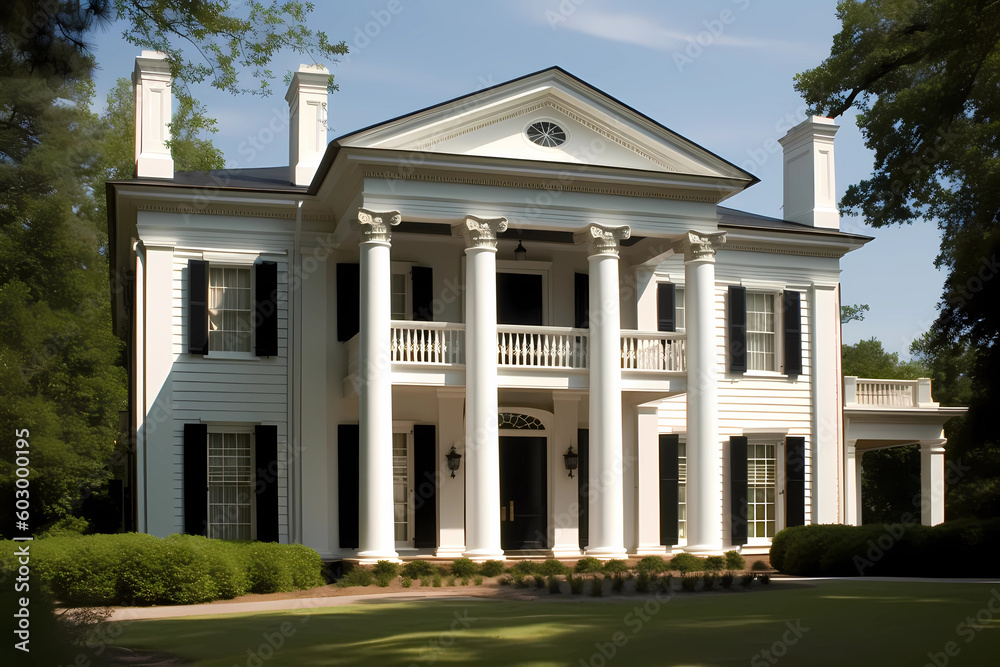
673,230,727,262
452,215,508,249
356,208,401,244
574,223,631,257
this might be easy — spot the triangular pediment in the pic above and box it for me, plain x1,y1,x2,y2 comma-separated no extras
336,67,755,183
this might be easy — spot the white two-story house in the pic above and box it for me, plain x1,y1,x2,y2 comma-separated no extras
108,52,962,562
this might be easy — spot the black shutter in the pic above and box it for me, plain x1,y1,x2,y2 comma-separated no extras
730,436,749,545
782,291,802,375
188,260,209,355
183,423,208,536
338,424,360,549
254,425,279,542
254,261,279,357
577,429,589,550
412,425,437,548
728,285,747,372
574,273,589,329
336,263,360,342
659,434,679,546
786,437,806,528
657,283,676,333
412,266,434,322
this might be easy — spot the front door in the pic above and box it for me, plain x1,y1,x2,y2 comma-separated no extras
500,436,547,550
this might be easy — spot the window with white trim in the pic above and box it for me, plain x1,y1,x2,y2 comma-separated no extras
207,431,254,540
209,267,252,352
746,291,776,371
747,442,777,539
675,287,686,332
390,264,411,320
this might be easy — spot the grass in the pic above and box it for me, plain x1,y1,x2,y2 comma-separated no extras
104,580,1000,666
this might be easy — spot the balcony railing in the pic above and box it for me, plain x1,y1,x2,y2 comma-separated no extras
347,321,686,376
843,376,937,408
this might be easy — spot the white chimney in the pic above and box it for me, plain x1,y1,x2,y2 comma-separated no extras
132,51,174,179
778,116,839,229
285,64,329,186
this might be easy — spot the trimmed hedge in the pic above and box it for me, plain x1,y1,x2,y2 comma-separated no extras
770,519,1000,577
0,533,325,606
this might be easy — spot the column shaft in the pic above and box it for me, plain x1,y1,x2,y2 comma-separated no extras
920,440,947,526
844,440,860,526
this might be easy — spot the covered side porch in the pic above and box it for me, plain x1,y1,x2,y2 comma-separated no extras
843,376,967,526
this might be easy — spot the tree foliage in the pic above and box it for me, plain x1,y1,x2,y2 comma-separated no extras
841,303,870,324
800,0,1000,518
1,1,342,534
842,337,927,379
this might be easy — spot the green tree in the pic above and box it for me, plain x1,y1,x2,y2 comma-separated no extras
842,337,927,379
799,0,1000,518
841,303,870,324
1,1,344,534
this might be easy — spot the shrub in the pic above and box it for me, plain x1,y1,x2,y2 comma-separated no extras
548,575,561,594
401,576,412,588
770,519,1000,577
721,572,734,589
451,558,478,578
338,566,374,588
701,574,717,590
509,560,541,575
740,573,754,589
751,560,770,572
657,574,674,595
611,575,626,593
374,560,400,580
498,575,513,586
569,573,584,595
589,577,603,597
474,576,483,585
574,557,604,574
534,575,546,589
603,559,630,575
461,578,469,586
703,555,726,574
669,553,705,574
446,576,456,587
636,555,668,574
540,559,569,576
680,574,698,592
479,560,505,577
725,550,746,571
401,560,436,579
419,577,431,587
433,573,443,587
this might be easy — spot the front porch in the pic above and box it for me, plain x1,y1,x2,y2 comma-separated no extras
843,376,967,526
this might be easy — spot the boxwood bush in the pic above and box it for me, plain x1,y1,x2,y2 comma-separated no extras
770,519,1000,577
0,533,324,606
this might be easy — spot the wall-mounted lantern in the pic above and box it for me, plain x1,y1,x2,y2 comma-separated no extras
514,240,527,261
563,445,579,478
446,445,462,478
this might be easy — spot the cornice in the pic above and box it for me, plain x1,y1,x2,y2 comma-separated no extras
136,203,335,222
723,241,846,259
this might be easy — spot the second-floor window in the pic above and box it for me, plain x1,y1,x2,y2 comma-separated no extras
209,267,252,353
746,291,775,371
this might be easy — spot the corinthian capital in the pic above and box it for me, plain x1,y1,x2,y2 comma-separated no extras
673,230,726,262
574,223,631,257
357,208,402,244
452,215,508,249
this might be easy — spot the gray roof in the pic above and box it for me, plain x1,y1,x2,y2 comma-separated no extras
718,206,872,240
119,166,304,192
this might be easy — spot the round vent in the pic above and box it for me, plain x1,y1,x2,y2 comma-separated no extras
525,121,566,147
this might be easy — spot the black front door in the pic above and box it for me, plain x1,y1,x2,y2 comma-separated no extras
500,436,547,550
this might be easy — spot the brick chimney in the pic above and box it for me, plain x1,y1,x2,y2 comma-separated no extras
778,117,839,229
285,64,330,187
132,51,174,179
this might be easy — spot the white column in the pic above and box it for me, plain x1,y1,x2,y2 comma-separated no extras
454,216,507,561
435,389,467,558
920,439,947,526
356,208,401,563
575,223,630,560
811,284,843,524
635,403,667,555
844,440,860,526
674,231,726,552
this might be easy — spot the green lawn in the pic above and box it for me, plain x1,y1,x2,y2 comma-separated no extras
107,580,1000,666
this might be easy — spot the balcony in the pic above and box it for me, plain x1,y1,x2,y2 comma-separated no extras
345,321,686,392
843,376,938,409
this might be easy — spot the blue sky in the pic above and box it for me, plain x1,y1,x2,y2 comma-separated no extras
89,0,946,358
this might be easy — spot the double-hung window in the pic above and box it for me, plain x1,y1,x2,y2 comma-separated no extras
746,292,776,371
209,267,252,353
728,286,802,374
188,258,278,357
207,431,254,540
747,442,778,539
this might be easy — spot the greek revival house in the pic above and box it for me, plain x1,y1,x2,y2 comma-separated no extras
108,52,963,561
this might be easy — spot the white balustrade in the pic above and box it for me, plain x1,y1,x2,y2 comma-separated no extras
853,379,918,407
620,332,687,372
496,325,589,369
390,321,465,364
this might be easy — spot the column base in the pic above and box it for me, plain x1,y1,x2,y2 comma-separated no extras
549,546,584,560
683,544,728,556
463,549,505,563
354,549,400,565
434,545,467,559
584,545,628,561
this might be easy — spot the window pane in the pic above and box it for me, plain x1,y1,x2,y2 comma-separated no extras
208,431,254,541
748,441,777,539
746,292,775,371
206,267,253,352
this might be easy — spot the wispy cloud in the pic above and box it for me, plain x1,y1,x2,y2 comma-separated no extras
549,9,813,55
